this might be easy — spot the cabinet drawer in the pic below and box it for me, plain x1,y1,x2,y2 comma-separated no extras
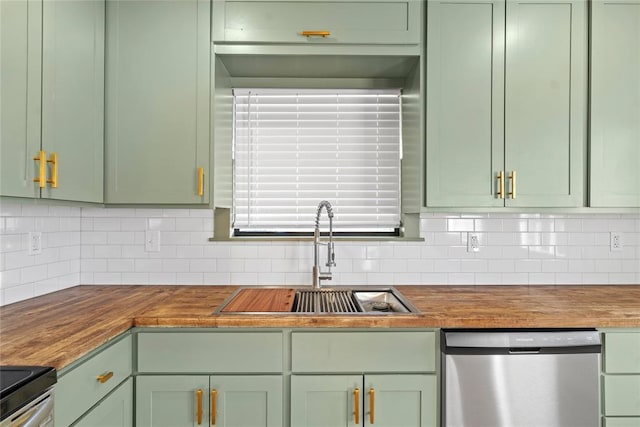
605,333,640,373
604,418,640,427
291,331,435,372
604,376,640,416
137,332,283,373
212,0,421,45
55,335,132,427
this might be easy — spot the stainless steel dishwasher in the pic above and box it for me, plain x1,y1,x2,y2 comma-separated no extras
442,329,601,427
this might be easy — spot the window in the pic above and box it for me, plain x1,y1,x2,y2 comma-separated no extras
232,88,402,235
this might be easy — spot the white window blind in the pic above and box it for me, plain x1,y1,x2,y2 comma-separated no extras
233,88,402,233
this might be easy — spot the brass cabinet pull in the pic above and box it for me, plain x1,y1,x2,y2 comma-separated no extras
301,30,331,37
211,389,218,425
354,388,360,425
508,170,517,199
369,388,375,424
33,150,47,188
96,371,113,383
196,389,203,425
197,167,204,196
47,152,58,188
496,170,505,199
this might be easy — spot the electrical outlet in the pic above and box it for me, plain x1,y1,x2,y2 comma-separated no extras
28,232,42,255
610,232,623,252
467,233,480,252
145,230,160,252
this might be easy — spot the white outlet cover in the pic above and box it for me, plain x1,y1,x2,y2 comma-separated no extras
28,232,42,255
145,230,161,252
467,233,480,252
610,232,623,252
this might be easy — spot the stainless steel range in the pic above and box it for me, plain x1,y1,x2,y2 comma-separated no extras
0,366,56,427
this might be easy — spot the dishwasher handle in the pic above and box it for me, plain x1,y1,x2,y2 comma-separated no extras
508,348,541,354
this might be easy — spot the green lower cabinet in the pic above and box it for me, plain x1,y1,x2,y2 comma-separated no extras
137,375,283,427
291,374,436,427
210,375,283,427
604,418,640,427
74,378,132,427
364,375,436,427
291,375,362,427
604,376,640,416
136,376,210,427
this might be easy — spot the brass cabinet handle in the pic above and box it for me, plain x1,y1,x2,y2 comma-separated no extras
196,389,203,425
301,30,331,37
496,170,505,199
47,152,58,188
96,371,113,383
354,388,360,425
33,150,47,188
369,388,375,424
508,170,517,199
211,389,218,425
197,167,204,196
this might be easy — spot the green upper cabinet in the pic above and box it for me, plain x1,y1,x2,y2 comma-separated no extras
104,0,210,204
426,0,505,208
504,0,586,208
41,0,104,203
426,0,587,208
0,0,41,199
590,0,640,208
1,0,104,203
211,0,421,45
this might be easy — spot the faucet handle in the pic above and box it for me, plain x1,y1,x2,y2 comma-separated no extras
326,242,336,267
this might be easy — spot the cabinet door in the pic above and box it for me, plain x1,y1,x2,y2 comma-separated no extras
425,0,505,207
210,375,283,427
41,0,104,203
212,0,421,45
105,0,210,204
504,0,587,207
590,0,640,207
291,375,362,427
364,375,437,427
0,0,41,198
75,378,133,427
604,375,640,416
136,376,209,427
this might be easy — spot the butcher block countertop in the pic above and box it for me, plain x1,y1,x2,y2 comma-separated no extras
1,284,640,370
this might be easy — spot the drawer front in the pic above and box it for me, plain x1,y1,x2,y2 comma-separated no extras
604,376,640,416
213,1,421,45
55,335,132,427
291,331,436,372
137,332,284,373
605,332,640,373
605,418,640,427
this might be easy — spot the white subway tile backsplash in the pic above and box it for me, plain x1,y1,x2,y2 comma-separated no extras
135,259,163,273
0,202,638,305
203,272,231,284
447,218,474,232
189,259,219,273
108,259,135,273
231,272,258,285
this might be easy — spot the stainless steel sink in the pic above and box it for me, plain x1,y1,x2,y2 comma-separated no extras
215,286,419,314
292,287,418,314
